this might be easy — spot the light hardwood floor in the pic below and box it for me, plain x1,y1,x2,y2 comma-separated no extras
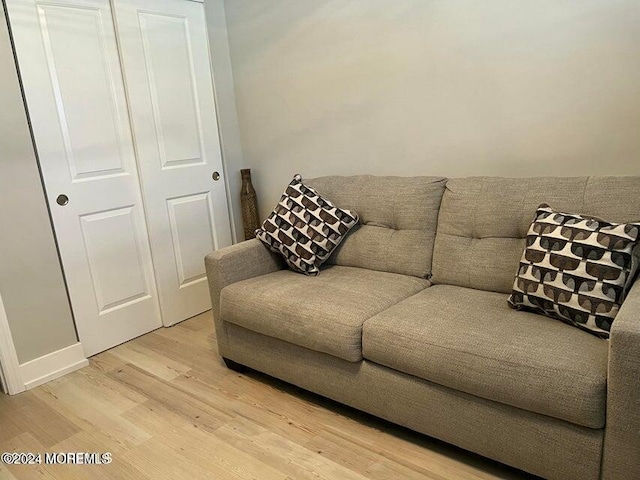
0,312,537,480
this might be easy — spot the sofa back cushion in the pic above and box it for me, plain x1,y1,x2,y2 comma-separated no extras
431,176,640,293
305,175,447,278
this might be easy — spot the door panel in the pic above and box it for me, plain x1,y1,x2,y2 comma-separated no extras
166,193,216,287
6,0,162,356
138,11,203,167
114,0,232,326
79,206,151,312
38,4,128,179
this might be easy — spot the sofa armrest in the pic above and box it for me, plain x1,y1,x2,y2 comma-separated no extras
603,280,640,480
205,239,284,355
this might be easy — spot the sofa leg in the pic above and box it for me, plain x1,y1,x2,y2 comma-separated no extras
223,357,247,373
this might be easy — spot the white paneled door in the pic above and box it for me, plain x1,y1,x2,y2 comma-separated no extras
113,0,232,325
6,0,163,356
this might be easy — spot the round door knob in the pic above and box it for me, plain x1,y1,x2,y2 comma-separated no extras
56,194,69,206
212,171,220,181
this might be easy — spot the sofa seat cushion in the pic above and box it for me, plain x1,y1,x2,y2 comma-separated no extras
220,265,429,362
362,285,609,429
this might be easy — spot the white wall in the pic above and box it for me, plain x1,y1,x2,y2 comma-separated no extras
223,0,640,220
0,4,78,364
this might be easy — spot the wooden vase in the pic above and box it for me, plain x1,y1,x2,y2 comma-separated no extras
240,169,260,240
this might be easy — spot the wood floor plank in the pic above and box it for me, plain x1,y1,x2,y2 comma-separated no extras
0,396,26,445
49,432,149,480
132,332,217,372
89,351,128,375
108,343,191,382
0,433,57,480
304,429,384,476
0,462,19,480
323,418,510,480
120,438,222,480
175,371,322,445
151,323,213,350
0,311,535,480
120,399,202,438
63,366,147,412
138,424,288,480
215,415,377,480
365,458,453,480
106,364,231,434
2,392,80,448
30,377,151,450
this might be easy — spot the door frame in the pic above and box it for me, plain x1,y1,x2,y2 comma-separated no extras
0,291,25,395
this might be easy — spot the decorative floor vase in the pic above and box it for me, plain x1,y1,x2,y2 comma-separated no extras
240,168,260,240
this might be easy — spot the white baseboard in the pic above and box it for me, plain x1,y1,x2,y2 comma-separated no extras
19,342,88,391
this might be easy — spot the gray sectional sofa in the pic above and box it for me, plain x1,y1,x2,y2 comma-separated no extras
205,175,640,480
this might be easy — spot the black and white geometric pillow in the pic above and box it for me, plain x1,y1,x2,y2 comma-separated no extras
255,174,359,276
508,204,640,338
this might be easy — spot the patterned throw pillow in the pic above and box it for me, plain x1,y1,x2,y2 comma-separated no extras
255,174,359,276
508,204,640,337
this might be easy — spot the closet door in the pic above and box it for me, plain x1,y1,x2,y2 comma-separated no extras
113,0,232,326
6,0,162,356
